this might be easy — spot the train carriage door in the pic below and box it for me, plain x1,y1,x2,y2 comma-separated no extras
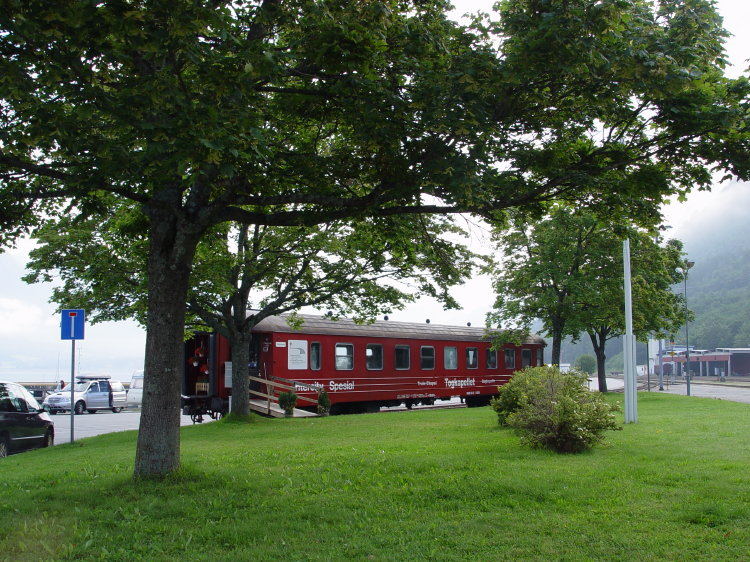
247,336,262,396
288,340,308,370
259,335,273,378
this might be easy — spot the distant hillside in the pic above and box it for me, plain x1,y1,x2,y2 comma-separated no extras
678,181,750,350
682,248,750,349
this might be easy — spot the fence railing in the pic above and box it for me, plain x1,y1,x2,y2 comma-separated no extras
248,367,318,415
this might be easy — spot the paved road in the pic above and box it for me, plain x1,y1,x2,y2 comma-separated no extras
587,377,625,392
51,409,210,445
660,382,750,405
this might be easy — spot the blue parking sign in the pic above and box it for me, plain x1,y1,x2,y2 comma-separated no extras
61,309,85,340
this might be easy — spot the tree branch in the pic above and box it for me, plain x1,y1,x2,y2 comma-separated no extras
218,204,473,227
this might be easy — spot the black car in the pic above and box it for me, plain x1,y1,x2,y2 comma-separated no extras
0,381,54,457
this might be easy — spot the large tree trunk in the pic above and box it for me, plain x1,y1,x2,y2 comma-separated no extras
550,328,563,366
589,330,608,393
229,332,252,417
594,349,607,392
134,209,199,477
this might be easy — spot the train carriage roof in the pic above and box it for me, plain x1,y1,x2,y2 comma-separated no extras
252,314,545,345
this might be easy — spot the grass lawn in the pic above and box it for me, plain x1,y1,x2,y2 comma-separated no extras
1,392,749,560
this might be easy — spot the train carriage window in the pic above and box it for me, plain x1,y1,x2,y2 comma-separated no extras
536,349,544,366
420,346,435,369
486,349,498,369
310,342,321,370
466,347,478,369
335,344,354,370
504,349,516,369
522,349,532,368
366,344,383,370
395,345,410,370
444,346,458,370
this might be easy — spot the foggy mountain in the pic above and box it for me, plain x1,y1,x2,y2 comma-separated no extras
679,182,750,351
556,181,750,368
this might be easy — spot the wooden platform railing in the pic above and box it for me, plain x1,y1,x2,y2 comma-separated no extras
248,367,318,415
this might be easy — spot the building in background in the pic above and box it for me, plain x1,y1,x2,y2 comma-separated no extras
650,343,750,378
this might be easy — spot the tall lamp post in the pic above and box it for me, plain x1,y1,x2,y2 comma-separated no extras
682,260,695,396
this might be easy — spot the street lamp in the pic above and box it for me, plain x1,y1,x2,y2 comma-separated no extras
681,260,695,396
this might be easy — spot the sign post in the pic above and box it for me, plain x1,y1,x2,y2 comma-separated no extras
61,309,85,443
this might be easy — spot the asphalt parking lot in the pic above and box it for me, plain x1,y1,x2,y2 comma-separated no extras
51,409,211,445
661,382,750,404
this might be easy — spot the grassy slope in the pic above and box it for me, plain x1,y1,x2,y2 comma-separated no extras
1,393,749,561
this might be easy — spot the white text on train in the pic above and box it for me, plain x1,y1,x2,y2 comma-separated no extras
294,382,324,392
329,381,355,392
444,378,476,389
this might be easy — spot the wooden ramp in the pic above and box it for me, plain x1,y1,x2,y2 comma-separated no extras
249,399,318,418
248,372,320,418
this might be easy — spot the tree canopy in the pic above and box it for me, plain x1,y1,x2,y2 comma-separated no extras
2,0,747,475
488,205,687,390
25,206,474,416
574,354,597,375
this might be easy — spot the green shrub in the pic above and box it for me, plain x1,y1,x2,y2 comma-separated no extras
316,389,331,416
492,366,621,453
574,354,596,375
490,366,553,426
278,391,298,417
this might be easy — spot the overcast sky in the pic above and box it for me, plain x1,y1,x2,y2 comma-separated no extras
1,0,747,382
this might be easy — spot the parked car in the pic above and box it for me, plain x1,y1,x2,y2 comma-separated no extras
43,375,126,414
126,371,144,408
0,381,54,457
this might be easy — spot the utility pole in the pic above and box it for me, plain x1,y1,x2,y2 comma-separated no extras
682,260,695,396
658,338,664,391
623,239,637,423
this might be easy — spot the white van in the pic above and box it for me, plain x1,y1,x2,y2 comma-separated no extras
127,371,144,408
43,375,126,414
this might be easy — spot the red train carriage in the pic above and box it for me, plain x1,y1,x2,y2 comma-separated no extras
182,314,545,418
